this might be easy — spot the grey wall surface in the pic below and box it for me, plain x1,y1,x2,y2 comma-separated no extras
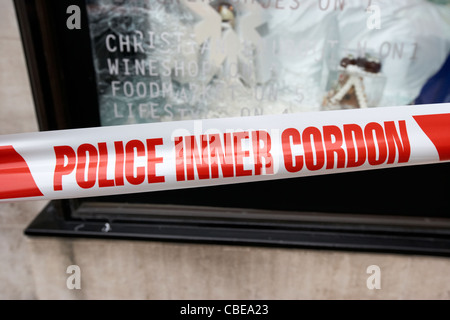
0,0,449,300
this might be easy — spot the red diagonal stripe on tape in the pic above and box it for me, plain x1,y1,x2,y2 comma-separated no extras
0,145,43,200
413,113,450,161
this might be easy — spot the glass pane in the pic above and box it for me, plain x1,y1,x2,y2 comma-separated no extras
85,0,450,126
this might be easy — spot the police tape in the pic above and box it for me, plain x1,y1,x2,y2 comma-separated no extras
1,103,449,202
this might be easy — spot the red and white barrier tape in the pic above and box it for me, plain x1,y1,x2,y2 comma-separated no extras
1,103,449,202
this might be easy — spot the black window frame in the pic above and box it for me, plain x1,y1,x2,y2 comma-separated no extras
14,0,450,256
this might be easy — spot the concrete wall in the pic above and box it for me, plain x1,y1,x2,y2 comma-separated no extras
1,0,449,300
0,0,49,300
